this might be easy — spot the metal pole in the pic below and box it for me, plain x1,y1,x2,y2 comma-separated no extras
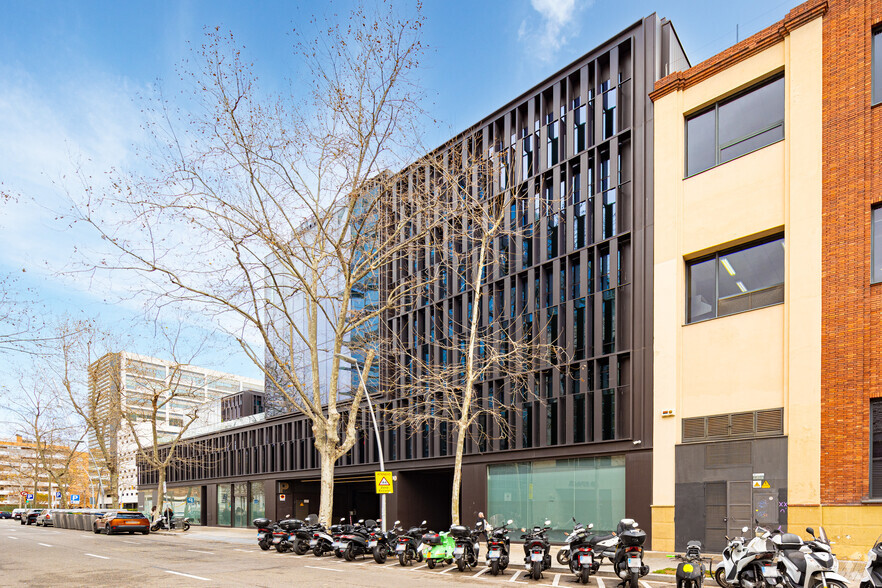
337,352,386,532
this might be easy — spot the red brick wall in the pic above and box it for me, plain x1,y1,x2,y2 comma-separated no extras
821,0,882,505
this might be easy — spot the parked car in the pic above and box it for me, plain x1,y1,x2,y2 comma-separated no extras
93,511,150,535
24,509,40,525
0,511,11,519
35,509,55,527
12,508,26,521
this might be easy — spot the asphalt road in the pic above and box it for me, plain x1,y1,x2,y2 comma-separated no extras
0,521,681,587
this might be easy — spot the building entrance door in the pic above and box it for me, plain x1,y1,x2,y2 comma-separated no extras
704,480,753,552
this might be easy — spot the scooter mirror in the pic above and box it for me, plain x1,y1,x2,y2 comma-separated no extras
507,519,513,525
806,527,815,537
632,522,638,528
394,520,400,526
545,520,551,526
742,526,749,533
588,523,594,529
377,518,382,523
478,512,484,518
421,520,427,525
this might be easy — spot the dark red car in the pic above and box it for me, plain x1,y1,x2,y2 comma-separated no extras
93,511,150,535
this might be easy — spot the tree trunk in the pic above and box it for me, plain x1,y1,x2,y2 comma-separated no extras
318,445,336,526
451,420,468,525
109,465,118,508
156,467,166,521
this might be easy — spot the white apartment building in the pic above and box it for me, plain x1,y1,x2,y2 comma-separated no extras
88,352,262,507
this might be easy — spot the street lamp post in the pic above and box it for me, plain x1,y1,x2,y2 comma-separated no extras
335,351,386,532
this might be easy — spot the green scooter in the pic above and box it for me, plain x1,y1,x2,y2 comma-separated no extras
421,530,456,569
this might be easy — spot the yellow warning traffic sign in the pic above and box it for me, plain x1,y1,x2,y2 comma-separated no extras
762,481,771,488
375,471,394,494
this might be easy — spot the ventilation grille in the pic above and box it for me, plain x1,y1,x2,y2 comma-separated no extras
705,441,752,467
682,408,784,443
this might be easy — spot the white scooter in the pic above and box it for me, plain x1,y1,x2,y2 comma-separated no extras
770,527,847,588
715,525,783,588
860,533,882,588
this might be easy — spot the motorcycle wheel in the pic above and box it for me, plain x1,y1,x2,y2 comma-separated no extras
344,544,355,561
275,543,286,553
399,552,409,566
427,558,436,569
183,521,190,531
457,557,466,572
446,558,454,565
580,567,591,584
294,540,309,555
259,540,271,551
334,549,343,558
715,568,730,588
313,545,323,557
629,575,639,588
532,560,542,581
373,545,387,564
558,549,570,565
490,560,500,576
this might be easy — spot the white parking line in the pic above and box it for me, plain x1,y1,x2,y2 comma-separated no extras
596,577,605,588
439,566,456,574
642,581,654,588
7,536,18,540
410,564,428,571
187,549,214,555
84,554,109,559
304,566,344,572
38,543,52,547
234,548,256,552
166,570,210,581
509,570,524,582
552,573,561,586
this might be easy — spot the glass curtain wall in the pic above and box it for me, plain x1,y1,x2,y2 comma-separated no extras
167,486,202,525
487,456,626,541
251,482,265,520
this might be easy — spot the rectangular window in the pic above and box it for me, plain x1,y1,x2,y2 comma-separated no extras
547,121,559,167
874,29,882,105
546,399,559,446
686,75,785,176
686,235,785,323
872,399,882,497
873,206,882,283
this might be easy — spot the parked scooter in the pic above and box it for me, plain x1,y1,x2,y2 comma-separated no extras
395,520,427,566
422,528,456,569
310,521,334,557
368,519,398,564
771,527,847,588
253,517,275,551
450,519,483,572
150,516,191,532
485,514,513,576
339,519,374,561
521,519,553,581
715,525,782,588
613,518,650,588
564,518,597,584
672,540,711,588
861,532,882,588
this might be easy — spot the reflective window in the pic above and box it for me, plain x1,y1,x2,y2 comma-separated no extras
874,29,882,105
250,482,265,521
217,484,231,526
167,486,202,525
686,236,785,323
686,76,784,176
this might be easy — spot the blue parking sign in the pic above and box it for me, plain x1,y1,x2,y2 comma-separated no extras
186,496,195,504
55,492,61,499
27,494,33,500
70,494,80,503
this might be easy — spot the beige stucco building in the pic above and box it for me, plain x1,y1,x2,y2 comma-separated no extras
649,2,824,552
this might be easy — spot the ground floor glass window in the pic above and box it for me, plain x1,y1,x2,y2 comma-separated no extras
217,484,232,526
487,456,625,541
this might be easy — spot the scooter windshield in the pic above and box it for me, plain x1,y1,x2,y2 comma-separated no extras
818,527,829,544
488,514,505,529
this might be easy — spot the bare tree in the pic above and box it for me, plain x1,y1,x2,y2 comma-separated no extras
70,5,431,524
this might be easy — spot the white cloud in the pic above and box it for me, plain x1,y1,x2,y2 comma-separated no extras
519,0,592,62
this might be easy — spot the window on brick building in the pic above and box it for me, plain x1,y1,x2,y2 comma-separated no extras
872,399,882,497
685,75,785,176
873,206,882,283
686,235,785,323
874,28,882,105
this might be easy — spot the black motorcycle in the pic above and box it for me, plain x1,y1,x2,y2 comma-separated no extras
340,518,375,561
451,519,483,572
253,517,275,551
675,540,710,588
273,518,307,554
395,520,427,566
310,521,335,557
565,518,597,584
484,514,513,576
613,518,650,588
521,519,552,581
368,519,399,563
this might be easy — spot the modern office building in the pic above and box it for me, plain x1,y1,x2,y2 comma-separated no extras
88,351,262,508
138,14,686,544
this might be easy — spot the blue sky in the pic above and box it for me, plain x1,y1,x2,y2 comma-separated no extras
0,0,803,386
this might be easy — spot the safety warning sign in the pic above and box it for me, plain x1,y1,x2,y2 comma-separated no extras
374,471,394,494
